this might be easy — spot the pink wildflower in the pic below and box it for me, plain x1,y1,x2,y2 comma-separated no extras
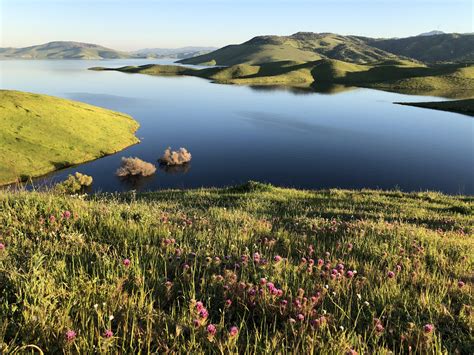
387,271,395,279
122,258,131,267
65,329,76,342
423,324,434,333
103,329,113,338
229,326,239,337
207,324,217,336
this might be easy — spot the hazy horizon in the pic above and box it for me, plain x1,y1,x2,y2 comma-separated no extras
1,0,472,51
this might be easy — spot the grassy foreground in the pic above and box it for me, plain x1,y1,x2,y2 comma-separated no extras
0,90,140,185
91,60,474,98
397,99,474,117
0,182,473,353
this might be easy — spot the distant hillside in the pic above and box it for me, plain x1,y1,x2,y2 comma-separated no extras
0,41,133,60
179,32,474,66
365,33,474,63
418,30,445,36
179,32,403,66
132,47,218,59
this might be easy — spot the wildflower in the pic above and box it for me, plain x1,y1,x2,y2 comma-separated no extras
356,293,362,300
229,326,239,337
109,315,114,321
123,258,131,267
336,263,344,271
93,304,98,310
225,299,232,307
297,313,304,321
104,329,113,338
396,264,402,272
65,329,76,342
0,243,4,251
280,299,288,306
253,252,260,263
347,243,353,251
193,319,200,328
375,323,384,333
423,324,434,333
289,318,296,324
199,308,209,319
260,277,267,285
274,255,282,262
364,301,370,307
458,280,465,288
195,301,204,311
339,325,345,331
49,215,56,223
387,271,395,279
207,324,217,336
317,259,324,267
345,349,357,355
346,270,354,278
62,211,71,219
165,281,173,289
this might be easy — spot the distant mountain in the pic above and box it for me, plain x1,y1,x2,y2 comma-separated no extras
179,32,474,66
418,30,445,36
366,33,474,63
0,41,132,59
132,47,217,59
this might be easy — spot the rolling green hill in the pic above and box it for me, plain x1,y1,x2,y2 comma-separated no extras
178,32,404,66
0,90,139,184
179,32,474,66
365,33,474,63
92,60,474,98
0,41,133,60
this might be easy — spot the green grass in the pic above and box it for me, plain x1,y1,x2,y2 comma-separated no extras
0,90,140,185
396,99,474,116
0,182,473,353
92,60,474,98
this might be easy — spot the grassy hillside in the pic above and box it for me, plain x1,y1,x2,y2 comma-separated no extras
0,90,139,185
0,41,132,60
0,182,472,353
366,33,474,63
92,60,474,98
178,32,403,66
178,32,474,67
397,99,474,116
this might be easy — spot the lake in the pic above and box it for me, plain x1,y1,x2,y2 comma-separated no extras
1,59,473,194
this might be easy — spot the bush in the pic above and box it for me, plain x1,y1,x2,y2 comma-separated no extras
55,172,93,194
159,147,192,166
116,157,156,177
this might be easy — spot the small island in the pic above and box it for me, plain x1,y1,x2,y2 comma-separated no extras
90,59,474,98
0,90,140,185
396,98,474,116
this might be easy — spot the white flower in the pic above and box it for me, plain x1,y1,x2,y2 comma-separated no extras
357,294,362,300
339,325,345,331
102,302,106,307
109,315,114,321
332,292,336,296
322,309,327,315
364,301,370,307
325,285,329,289
93,304,98,309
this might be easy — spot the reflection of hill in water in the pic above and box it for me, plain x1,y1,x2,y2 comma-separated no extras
249,84,357,96
159,163,191,175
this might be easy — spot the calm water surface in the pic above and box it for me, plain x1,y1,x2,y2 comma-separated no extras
1,59,473,194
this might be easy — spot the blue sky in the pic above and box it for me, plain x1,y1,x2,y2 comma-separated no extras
1,0,472,50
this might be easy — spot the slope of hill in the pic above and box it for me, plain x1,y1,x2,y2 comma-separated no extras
0,90,139,184
178,32,403,66
365,33,474,63
92,60,474,98
0,41,133,60
0,182,472,353
179,32,474,66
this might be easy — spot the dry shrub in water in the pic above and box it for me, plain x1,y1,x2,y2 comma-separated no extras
116,157,156,177
159,147,192,166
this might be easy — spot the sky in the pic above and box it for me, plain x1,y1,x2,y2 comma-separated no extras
1,0,472,50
